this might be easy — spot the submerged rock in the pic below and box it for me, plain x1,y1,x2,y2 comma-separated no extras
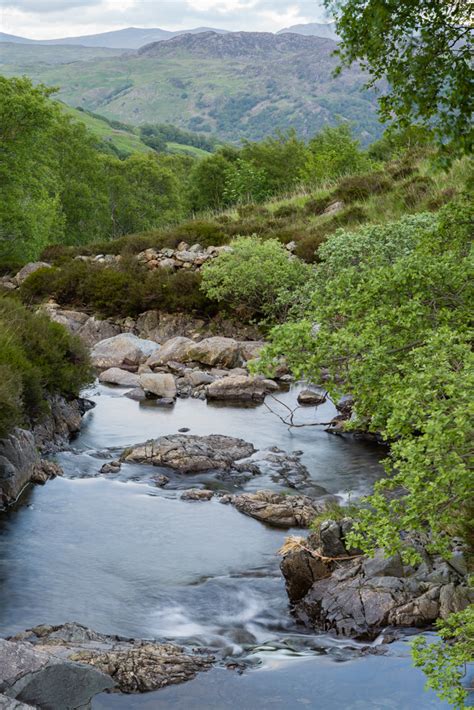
121,434,256,473
231,490,326,528
280,522,474,640
297,389,326,406
8,623,213,696
181,489,215,501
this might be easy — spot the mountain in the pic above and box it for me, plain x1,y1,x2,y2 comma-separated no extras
0,26,230,50
0,31,381,144
277,22,337,40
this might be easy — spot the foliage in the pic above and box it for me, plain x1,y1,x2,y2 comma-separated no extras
223,158,270,205
0,296,91,436
241,130,307,194
302,124,373,185
411,606,474,709
259,200,474,563
325,0,473,156
200,236,312,322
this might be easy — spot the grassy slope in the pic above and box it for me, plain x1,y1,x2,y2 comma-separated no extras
0,41,381,143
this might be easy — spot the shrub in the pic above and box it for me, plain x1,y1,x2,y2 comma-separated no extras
335,172,393,202
0,296,91,436
273,203,303,219
294,230,328,262
304,195,333,216
399,175,435,207
201,236,312,322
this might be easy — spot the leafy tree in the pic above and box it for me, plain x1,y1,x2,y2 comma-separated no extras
241,130,307,194
223,158,270,204
188,150,238,211
301,123,373,185
201,236,312,322
325,0,473,156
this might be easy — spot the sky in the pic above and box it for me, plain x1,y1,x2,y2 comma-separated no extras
0,0,331,40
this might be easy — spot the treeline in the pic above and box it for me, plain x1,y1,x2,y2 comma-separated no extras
0,75,432,266
139,123,219,153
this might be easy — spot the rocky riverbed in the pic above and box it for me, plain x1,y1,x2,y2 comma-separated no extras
0,320,465,708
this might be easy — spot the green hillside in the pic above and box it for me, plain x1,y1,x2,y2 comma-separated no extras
0,32,382,144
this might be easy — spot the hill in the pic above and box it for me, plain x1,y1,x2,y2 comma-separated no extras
277,22,337,40
1,31,381,144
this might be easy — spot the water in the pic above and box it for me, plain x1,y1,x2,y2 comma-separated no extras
0,382,449,708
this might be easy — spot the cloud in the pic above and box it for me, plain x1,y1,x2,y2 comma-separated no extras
3,0,100,11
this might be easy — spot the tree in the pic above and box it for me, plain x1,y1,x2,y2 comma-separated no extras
325,0,473,156
301,123,373,185
240,130,307,194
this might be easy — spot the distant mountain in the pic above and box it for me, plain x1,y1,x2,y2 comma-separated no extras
277,22,338,40
0,26,229,50
0,31,381,144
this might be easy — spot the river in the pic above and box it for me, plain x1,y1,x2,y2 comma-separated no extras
0,382,449,708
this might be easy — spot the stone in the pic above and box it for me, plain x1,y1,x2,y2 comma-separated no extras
186,371,215,387
297,389,326,406
239,341,266,362
139,373,177,399
146,336,194,367
14,262,51,285
100,461,121,474
121,434,255,473
30,460,63,485
7,623,213,696
181,489,214,501
231,490,324,528
186,337,242,369
124,388,147,401
322,200,344,216
98,368,140,387
206,375,276,403
153,474,170,487
91,334,160,370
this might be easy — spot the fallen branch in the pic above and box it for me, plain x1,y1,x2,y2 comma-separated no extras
278,535,362,562
264,393,333,429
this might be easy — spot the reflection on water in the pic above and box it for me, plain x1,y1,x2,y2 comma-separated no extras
0,382,448,708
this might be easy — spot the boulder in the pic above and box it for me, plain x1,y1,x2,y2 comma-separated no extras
124,388,147,401
8,623,213,696
121,434,255,473
185,337,242,369
206,375,277,403
91,334,159,369
297,389,326,406
0,637,113,709
139,373,177,399
239,341,266,362
14,262,51,285
186,370,215,387
231,490,325,528
146,336,194,367
98,368,140,387
322,200,345,216
181,489,215,501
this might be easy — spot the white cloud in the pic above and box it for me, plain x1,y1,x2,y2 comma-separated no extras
0,0,329,39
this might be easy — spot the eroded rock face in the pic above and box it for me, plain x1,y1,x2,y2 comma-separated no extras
206,375,278,403
0,636,113,709
280,521,473,640
8,623,213,697
121,434,255,473
231,490,326,528
91,334,160,369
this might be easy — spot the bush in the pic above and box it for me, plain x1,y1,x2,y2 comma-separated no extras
304,195,333,215
294,230,329,262
335,172,393,202
0,296,91,436
399,175,434,207
201,236,312,322
273,203,303,219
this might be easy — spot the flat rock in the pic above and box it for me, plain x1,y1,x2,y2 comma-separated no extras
99,368,140,387
139,373,177,399
206,375,276,403
231,490,325,528
121,434,256,473
91,334,160,369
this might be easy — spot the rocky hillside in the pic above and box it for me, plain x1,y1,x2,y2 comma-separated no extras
1,31,381,143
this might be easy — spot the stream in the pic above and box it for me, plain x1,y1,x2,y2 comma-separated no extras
0,383,449,708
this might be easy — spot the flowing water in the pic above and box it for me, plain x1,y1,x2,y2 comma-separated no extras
0,383,449,708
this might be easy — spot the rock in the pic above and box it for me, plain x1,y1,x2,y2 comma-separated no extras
280,525,473,640
100,461,121,474
181,489,214,501
146,336,194,367
121,434,256,473
0,695,33,708
186,337,242,369
91,334,160,370
139,373,177,399
0,430,38,508
234,446,313,488
30,460,63,485
76,316,121,347
124,388,147,401
33,396,90,453
8,623,213,695
0,636,113,708
322,200,344,216
99,368,140,387
153,474,170,487
231,490,325,528
239,341,266,362
186,371,215,387
206,375,276,403
297,389,326,406
14,262,51,285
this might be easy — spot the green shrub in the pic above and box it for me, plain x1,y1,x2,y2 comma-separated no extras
399,175,435,207
294,230,328,262
304,195,333,216
335,172,393,202
273,203,303,219
201,236,312,322
0,296,91,436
